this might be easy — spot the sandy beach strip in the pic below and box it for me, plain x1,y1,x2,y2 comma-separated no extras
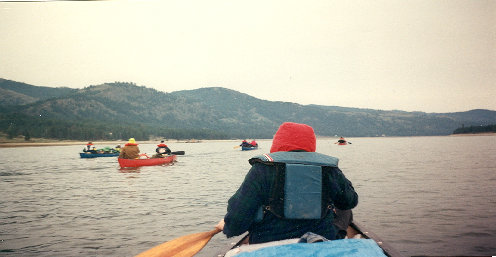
0,141,126,148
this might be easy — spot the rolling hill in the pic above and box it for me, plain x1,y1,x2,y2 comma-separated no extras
1,78,495,140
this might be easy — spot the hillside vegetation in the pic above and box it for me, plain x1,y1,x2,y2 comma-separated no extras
453,124,496,134
1,78,496,141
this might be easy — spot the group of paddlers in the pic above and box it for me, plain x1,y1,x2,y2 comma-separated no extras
83,142,121,154
240,139,258,148
133,122,361,257
118,138,174,159
84,139,174,159
140,122,357,256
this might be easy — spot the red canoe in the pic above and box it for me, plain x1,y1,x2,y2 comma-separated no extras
118,155,177,168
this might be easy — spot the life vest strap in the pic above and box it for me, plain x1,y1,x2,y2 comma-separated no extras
259,163,333,220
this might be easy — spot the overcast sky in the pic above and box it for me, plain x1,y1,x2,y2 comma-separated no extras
1,0,495,113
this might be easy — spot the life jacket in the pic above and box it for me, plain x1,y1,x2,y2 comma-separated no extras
249,151,339,221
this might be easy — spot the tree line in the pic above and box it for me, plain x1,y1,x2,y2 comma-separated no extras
452,124,496,134
0,113,230,141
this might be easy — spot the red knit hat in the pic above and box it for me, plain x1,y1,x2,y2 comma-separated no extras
270,122,316,153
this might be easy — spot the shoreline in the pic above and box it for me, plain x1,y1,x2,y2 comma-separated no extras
1,133,495,148
449,132,496,136
0,140,125,148
0,139,260,148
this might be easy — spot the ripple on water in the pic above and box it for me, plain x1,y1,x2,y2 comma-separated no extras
1,139,496,257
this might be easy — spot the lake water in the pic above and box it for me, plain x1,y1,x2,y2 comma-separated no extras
1,136,495,257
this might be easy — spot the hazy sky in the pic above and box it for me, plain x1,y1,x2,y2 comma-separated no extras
1,0,495,113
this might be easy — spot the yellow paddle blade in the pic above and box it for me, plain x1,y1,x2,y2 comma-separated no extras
135,228,221,257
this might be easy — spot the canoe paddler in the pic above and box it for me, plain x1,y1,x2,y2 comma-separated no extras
119,138,140,159
216,122,358,244
83,142,93,152
240,140,251,147
152,140,171,158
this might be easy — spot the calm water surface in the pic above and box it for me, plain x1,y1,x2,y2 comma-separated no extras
1,136,495,256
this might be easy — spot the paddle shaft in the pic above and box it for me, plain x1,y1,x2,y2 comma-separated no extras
135,228,221,257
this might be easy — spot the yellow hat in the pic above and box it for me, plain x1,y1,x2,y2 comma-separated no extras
128,138,136,144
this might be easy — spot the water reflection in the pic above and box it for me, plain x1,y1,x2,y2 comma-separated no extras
0,137,495,257
119,167,141,173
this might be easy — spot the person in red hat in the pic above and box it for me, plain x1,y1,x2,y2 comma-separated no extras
240,140,251,147
83,142,98,154
83,142,93,152
216,122,358,244
153,140,171,158
249,140,258,147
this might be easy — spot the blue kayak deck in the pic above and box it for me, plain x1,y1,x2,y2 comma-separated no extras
79,152,119,158
226,239,387,257
221,221,402,257
241,146,258,151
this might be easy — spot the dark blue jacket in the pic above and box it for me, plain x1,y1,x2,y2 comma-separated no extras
223,152,358,244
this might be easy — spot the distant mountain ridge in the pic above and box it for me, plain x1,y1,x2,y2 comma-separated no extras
1,78,495,140
0,78,76,106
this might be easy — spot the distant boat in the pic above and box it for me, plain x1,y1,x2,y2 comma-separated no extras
79,152,119,158
336,138,351,145
185,139,201,143
241,145,258,151
118,155,177,168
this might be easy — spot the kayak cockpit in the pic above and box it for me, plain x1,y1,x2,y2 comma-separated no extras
219,222,402,257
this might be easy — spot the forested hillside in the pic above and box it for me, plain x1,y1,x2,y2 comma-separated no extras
1,78,496,141
0,79,76,106
453,124,496,134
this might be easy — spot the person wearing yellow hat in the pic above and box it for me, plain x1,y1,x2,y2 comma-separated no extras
118,138,140,159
